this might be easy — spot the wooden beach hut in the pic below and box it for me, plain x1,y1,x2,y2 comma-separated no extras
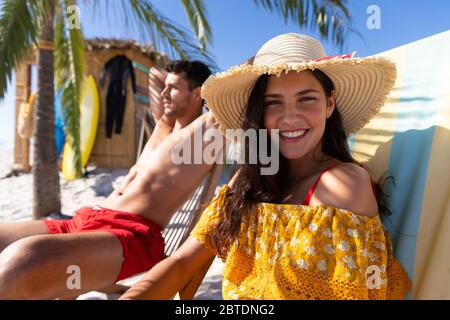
12,38,166,172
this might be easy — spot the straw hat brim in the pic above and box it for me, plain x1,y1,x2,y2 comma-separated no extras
201,55,396,137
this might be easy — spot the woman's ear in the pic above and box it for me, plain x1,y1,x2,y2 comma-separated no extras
326,90,336,118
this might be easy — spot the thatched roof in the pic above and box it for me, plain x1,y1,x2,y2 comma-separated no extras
86,38,167,65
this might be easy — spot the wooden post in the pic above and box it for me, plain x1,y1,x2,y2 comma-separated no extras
22,65,32,172
13,62,32,172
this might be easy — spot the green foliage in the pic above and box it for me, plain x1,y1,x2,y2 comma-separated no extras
179,0,212,50
92,0,218,71
55,0,86,178
252,0,355,50
0,0,49,99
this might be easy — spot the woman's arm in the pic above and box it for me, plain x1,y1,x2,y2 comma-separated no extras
119,236,215,300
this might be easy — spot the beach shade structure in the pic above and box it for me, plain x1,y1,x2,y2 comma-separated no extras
350,30,450,299
81,40,165,169
12,39,167,173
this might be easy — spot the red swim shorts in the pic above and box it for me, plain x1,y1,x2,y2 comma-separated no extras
44,206,165,281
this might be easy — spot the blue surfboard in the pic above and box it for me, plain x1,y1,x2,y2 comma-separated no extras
54,89,65,157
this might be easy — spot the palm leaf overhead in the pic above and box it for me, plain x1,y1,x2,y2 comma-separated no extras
252,0,355,50
179,0,212,49
55,0,86,178
91,0,217,71
0,0,49,99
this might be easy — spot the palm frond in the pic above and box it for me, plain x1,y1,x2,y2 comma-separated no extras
131,0,217,69
92,0,217,71
0,0,49,99
179,0,212,49
55,0,86,178
252,0,353,50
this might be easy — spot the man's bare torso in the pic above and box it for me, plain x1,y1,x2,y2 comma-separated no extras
99,113,222,229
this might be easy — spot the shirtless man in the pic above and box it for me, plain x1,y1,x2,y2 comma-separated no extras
0,61,222,299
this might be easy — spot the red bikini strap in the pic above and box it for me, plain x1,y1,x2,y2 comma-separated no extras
302,163,378,205
302,163,341,205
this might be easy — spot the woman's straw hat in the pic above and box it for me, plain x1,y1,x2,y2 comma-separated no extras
201,33,396,135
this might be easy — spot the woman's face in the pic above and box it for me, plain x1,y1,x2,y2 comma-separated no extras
263,70,335,160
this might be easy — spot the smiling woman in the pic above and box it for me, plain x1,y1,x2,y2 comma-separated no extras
197,34,410,300
120,33,412,300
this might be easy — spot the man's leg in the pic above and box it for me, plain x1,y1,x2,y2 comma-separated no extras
0,220,49,252
0,231,123,299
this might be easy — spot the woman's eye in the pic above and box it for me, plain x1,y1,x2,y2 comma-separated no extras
264,100,280,107
299,97,316,103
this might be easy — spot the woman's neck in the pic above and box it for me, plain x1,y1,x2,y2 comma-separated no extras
287,145,337,181
280,145,339,203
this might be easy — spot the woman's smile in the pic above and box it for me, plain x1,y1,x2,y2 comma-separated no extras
279,128,310,143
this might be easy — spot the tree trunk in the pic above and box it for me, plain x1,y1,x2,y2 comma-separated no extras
32,1,61,219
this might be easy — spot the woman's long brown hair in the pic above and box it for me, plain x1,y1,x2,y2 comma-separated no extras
210,70,392,260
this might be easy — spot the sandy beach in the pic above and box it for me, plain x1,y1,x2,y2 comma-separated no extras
0,142,223,300
0,142,129,222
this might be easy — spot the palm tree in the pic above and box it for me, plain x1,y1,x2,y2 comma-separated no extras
33,1,62,218
0,0,86,218
0,0,353,219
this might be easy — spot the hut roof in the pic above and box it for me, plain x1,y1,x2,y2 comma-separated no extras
86,38,167,65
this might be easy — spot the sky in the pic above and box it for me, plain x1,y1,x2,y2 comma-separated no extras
1,0,449,145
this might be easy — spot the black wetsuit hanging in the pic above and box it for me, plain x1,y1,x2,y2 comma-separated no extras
100,55,136,138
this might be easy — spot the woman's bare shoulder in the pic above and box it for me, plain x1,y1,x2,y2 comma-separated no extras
313,162,379,216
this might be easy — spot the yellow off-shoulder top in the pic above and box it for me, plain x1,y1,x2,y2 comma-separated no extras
191,184,412,300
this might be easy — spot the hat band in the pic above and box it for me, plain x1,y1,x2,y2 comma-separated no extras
313,53,354,63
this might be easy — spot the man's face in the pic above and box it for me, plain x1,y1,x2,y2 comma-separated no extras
161,72,198,118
